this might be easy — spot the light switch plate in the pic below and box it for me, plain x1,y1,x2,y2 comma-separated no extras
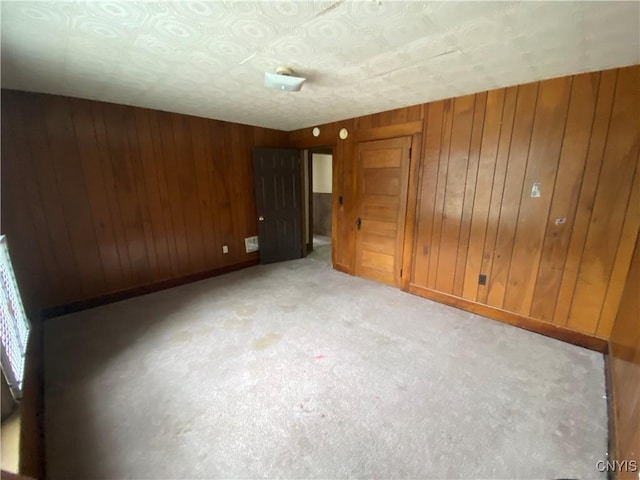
531,182,541,198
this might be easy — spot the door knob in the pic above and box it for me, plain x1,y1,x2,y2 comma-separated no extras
355,217,362,230
258,216,265,222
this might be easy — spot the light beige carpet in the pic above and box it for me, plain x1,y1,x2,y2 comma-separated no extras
44,257,607,479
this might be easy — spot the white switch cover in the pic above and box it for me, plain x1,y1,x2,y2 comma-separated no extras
245,236,259,253
222,245,229,254
531,182,541,198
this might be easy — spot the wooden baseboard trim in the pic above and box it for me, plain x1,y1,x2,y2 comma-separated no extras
41,259,259,319
604,353,617,480
19,317,45,480
406,283,608,353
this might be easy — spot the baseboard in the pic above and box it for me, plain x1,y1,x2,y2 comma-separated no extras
406,283,608,353
604,353,617,480
19,317,45,480
41,259,259,319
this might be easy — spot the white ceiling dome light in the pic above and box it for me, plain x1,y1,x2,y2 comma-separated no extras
264,66,306,92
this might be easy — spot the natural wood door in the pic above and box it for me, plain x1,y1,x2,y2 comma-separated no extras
252,148,303,264
355,136,412,286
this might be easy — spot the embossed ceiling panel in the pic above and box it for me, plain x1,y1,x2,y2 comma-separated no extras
1,1,638,131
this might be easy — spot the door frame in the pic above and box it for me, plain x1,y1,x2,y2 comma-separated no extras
350,122,423,278
303,146,333,256
353,135,415,287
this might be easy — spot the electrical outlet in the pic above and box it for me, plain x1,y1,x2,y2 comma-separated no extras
222,245,229,254
478,274,487,285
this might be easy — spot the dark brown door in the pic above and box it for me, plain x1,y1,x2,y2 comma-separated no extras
355,136,412,286
252,148,303,264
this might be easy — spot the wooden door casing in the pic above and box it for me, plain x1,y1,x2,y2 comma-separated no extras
354,136,412,287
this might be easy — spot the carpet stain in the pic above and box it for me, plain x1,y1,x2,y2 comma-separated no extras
252,332,281,350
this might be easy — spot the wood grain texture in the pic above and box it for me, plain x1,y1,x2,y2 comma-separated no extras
287,66,638,345
404,65,639,340
5,65,636,346
1,90,288,316
608,235,640,478
567,66,640,334
355,136,412,287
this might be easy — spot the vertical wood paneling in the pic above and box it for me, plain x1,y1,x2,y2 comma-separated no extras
486,82,539,308
207,120,235,260
289,66,637,343
608,235,640,477
530,73,599,321
189,116,219,268
42,96,108,299
5,64,636,341
1,90,287,315
462,88,505,301
435,94,476,294
552,69,618,325
22,94,83,301
148,109,180,277
158,111,190,274
69,98,125,292
567,67,640,334
104,103,152,284
411,101,444,288
476,86,518,304
172,113,206,273
4,95,61,307
0,121,48,315
503,76,572,315
91,101,135,286
132,107,174,280
452,92,487,297
125,107,160,280
427,99,455,290
403,65,638,340
597,168,640,338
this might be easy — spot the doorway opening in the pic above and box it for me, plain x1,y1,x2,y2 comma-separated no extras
302,147,333,267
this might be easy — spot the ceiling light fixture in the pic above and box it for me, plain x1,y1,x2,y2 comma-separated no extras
264,66,306,92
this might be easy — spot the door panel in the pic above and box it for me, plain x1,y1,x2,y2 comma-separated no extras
252,148,302,264
355,137,412,286
363,170,401,195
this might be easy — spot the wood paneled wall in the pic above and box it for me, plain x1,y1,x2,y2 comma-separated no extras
1,90,288,317
407,66,639,339
291,65,639,345
609,234,639,478
2,65,637,344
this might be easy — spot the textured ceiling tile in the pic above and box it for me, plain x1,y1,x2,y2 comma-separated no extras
1,1,638,130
